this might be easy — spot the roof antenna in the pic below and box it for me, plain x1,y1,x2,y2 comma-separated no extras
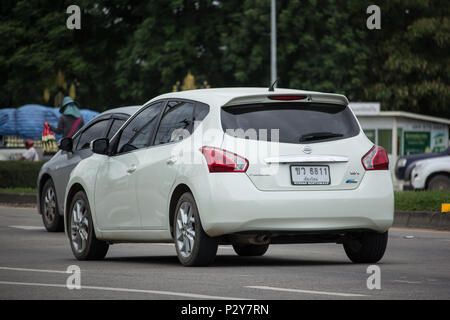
268,79,278,92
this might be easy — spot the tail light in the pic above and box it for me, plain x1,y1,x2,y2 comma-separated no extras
362,145,389,170
200,146,249,173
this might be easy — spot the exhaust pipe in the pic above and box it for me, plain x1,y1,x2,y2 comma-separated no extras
250,234,271,245
229,233,271,245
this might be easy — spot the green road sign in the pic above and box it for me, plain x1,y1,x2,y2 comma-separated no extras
404,131,430,155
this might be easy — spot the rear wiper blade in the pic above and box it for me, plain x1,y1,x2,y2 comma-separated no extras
299,132,343,142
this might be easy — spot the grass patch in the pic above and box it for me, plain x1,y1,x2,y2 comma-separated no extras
0,187,37,194
395,191,450,212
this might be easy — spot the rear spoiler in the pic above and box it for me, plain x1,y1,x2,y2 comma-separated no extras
223,93,349,107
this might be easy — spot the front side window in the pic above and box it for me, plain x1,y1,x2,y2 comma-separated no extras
154,101,195,146
107,119,126,139
72,134,80,151
117,102,164,154
76,119,110,150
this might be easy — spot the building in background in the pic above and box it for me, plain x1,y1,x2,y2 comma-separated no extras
350,102,450,183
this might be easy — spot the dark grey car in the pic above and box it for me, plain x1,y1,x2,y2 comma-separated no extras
37,106,139,232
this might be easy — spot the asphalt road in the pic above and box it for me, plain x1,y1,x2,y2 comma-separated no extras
0,206,449,300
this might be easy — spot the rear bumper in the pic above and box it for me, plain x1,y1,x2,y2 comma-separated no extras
194,171,394,237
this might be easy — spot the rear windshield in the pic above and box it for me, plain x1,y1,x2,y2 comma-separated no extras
221,103,360,144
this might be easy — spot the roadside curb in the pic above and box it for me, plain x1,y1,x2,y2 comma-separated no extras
0,192,37,207
394,210,450,231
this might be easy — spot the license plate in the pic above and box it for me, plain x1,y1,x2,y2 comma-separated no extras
290,165,330,185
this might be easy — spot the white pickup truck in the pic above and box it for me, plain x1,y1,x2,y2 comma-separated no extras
411,156,450,190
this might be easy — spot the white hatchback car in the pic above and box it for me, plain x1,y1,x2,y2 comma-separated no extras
64,88,394,266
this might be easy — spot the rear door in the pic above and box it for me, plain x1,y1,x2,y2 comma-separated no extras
220,102,371,191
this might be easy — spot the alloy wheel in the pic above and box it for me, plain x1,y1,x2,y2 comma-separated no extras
175,201,195,258
43,187,56,223
71,199,89,253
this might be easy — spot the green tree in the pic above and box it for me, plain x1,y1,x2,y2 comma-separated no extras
0,0,448,118
0,0,135,110
114,0,227,103
218,0,271,86
277,0,369,101
364,0,450,117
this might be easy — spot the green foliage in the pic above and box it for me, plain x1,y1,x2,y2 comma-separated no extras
277,0,369,100
0,0,448,117
0,0,137,111
0,161,44,188
219,0,271,85
364,0,449,116
395,191,450,212
115,0,227,102
0,187,36,194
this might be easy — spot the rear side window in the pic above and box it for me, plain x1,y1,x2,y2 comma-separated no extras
221,103,360,144
154,102,195,146
194,103,209,122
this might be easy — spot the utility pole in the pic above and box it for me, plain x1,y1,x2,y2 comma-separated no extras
271,0,277,87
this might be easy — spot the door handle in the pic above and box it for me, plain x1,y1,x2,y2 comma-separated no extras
166,156,177,165
127,164,137,173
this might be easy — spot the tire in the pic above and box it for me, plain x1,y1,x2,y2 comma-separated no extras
173,192,218,266
68,191,109,260
232,243,269,257
40,179,64,232
427,174,450,190
344,231,388,263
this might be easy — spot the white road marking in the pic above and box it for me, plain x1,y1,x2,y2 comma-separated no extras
246,285,368,297
0,281,249,300
391,227,450,235
0,266,69,274
218,246,233,250
151,243,233,250
393,280,422,284
9,225,45,231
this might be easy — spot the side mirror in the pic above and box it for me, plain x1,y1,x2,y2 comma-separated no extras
90,138,109,155
58,137,73,152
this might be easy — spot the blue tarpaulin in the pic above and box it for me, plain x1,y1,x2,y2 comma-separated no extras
0,105,99,140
